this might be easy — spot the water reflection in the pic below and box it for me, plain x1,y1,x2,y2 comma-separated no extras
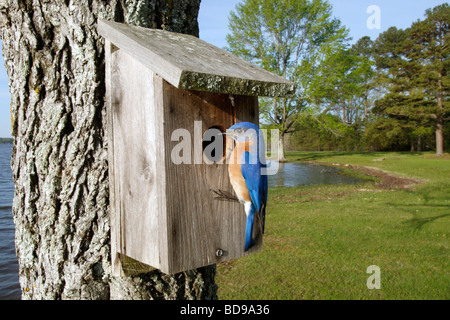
267,162,364,188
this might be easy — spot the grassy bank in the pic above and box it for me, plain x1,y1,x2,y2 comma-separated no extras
216,152,450,300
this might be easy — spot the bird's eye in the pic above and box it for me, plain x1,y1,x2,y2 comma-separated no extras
235,128,244,134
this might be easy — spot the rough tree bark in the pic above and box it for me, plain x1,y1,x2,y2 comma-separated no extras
0,0,218,300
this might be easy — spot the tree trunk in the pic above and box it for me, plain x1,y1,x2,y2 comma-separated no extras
436,115,444,156
278,133,287,162
436,72,444,156
364,89,368,121
342,101,346,124
0,0,218,300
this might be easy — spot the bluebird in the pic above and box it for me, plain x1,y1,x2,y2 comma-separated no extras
225,122,268,251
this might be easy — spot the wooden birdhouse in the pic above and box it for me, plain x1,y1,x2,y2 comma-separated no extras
98,20,295,275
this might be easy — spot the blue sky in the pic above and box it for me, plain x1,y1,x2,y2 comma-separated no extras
0,0,447,138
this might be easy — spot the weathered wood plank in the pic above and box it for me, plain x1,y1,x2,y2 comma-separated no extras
163,85,261,274
105,40,123,277
98,19,295,97
109,49,167,273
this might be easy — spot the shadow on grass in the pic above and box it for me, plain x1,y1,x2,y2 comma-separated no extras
404,213,450,231
389,188,450,231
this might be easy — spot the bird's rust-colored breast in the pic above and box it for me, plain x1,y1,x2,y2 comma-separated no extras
228,141,252,203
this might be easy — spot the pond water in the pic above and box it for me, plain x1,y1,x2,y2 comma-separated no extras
267,162,365,188
0,143,20,300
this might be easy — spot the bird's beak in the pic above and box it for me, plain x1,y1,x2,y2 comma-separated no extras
222,131,235,137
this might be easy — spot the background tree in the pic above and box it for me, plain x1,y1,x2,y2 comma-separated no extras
303,37,374,151
289,113,355,151
226,0,348,160
369,26,426,151
0,0,218,300
351,36,376,122
370,4,449,154
408,3,449,156
310,45,373,125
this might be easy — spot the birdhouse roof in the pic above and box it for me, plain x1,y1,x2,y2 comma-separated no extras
98,20,295,97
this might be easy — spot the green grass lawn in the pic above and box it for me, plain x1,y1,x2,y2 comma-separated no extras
215,151,450,300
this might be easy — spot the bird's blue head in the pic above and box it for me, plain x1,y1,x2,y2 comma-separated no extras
226,122,261,144
226,122,266,164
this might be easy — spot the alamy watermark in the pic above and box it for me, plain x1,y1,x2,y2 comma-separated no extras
170,121,279,175
367,265,381,289
367,5,381,30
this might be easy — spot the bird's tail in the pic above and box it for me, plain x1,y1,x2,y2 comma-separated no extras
244,204,256,251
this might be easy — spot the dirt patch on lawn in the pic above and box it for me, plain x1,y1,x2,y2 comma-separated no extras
328,163,421,190
271,164,422,205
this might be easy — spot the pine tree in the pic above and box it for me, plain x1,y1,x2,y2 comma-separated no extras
408,4,449,155
371,4,449,154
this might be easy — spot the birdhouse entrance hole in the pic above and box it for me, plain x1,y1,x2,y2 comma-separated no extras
203,125,226,163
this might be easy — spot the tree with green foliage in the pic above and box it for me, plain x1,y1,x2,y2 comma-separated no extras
351,36,377,121
310,43,374,126
302,36,375,151
370,26,428,151
371,4,449,155
289,113,361,151
226,0,348,160
408,3,449,156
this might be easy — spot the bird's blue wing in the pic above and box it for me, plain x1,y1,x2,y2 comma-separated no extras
241,151,267,250
241,151,267,211
260,169,267,233
241,151,268,220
